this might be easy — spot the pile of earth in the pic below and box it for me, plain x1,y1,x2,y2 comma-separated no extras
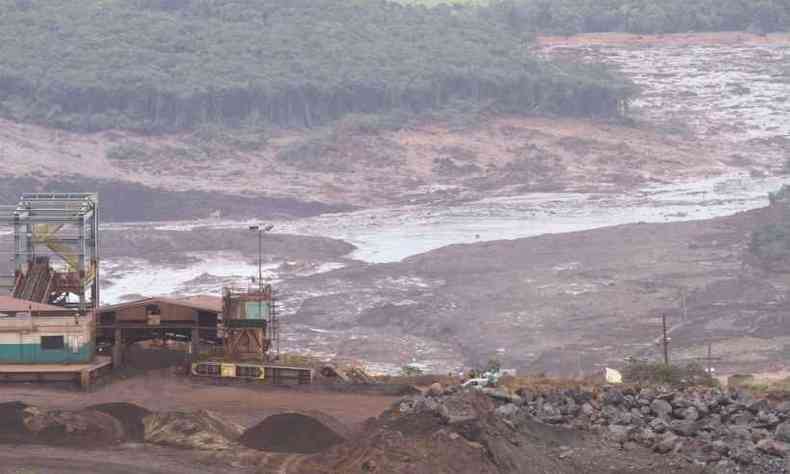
239,413,346,454
88,402,152,442
288,388,699,474
0,402,125,447
143,410,245,450
0,402,245,452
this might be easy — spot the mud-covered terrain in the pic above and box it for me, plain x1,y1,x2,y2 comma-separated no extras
276,205,790,375
1,34,788,221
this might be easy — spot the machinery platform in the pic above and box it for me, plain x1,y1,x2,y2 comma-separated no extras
0,356,112,389
191,360,313,385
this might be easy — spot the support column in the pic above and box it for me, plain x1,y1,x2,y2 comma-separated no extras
80,369,91,391
113,328,123,368
191,327,200,362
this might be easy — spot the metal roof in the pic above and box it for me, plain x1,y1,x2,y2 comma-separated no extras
0,296,75,313
99,295,223,314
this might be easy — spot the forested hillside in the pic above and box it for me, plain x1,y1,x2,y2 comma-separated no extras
495,0,790,35
0,0,634,133
405,0,790,35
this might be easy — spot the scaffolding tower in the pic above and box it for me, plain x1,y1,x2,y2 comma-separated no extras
222,285,279,361
1,193,99,313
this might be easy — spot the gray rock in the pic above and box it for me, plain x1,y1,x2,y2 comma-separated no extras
671,396,690,409
495,403,519,419
748,399,769,414
731,426,752,441
484,388,522,405
563,397,578,416
756,438,790,457
427,382,443,397
604,390,625,406
613,411,633,426
654,432,680,454
636,428,657,447
651,399,673,419
775,421,790,443
756,411,780,427
650,417,669,434
731,411,754,426
608,424,632,444
683,406,700,421
581,403,594,416
711,440,730,455
751,428,771,443
639,388,656,399
669,420,699,437
730,444,756,465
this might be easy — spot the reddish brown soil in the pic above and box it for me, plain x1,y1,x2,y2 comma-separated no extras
538,31,790,48
0,370,398,431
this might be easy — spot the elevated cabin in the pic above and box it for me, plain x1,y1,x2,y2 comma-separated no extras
0,296,93,364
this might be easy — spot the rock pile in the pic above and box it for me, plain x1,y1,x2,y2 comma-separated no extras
517,385,790,471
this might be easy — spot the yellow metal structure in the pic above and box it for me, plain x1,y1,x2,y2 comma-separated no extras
32,224,96,284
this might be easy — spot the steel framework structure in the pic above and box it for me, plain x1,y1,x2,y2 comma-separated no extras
0,193,99,313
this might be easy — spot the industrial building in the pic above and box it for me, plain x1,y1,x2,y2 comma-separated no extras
0,192,309,387
0,193,109,387
96,296,223,366
0,295,93,364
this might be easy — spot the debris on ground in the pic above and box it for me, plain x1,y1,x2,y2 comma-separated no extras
143,410,244,450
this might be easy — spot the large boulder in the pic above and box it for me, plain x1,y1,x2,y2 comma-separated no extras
669,420,699,437
651,399,672,419
756,438,790,457
143,410,244,450
654,432,679,454
775,422,790,443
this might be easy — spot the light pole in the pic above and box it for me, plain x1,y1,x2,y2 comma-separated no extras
248,223,274,293
249,223,273,363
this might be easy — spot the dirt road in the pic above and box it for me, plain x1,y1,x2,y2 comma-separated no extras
0,370,397,430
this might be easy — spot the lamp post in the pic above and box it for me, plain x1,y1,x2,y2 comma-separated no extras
248,223,274,293
249,223,273,363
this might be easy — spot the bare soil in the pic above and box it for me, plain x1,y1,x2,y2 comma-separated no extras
281,206,790,376
0,370,398,431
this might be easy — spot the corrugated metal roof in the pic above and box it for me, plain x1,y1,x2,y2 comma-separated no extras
0,296,72,313
99,295,223,314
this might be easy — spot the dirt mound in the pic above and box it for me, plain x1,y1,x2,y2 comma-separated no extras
240,413,346,454
23,407,125,447
88,402,151,442
143,410,244,450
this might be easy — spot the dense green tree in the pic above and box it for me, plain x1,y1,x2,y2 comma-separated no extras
0,0,635,132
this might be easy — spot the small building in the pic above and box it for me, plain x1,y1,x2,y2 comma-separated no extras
0,296,94,364
96,296,223,366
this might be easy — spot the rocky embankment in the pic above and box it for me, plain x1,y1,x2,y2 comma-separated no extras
521,384,790,472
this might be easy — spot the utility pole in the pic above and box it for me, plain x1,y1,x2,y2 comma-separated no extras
706,343,712,375
662,313,670,366
249,223,274,364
